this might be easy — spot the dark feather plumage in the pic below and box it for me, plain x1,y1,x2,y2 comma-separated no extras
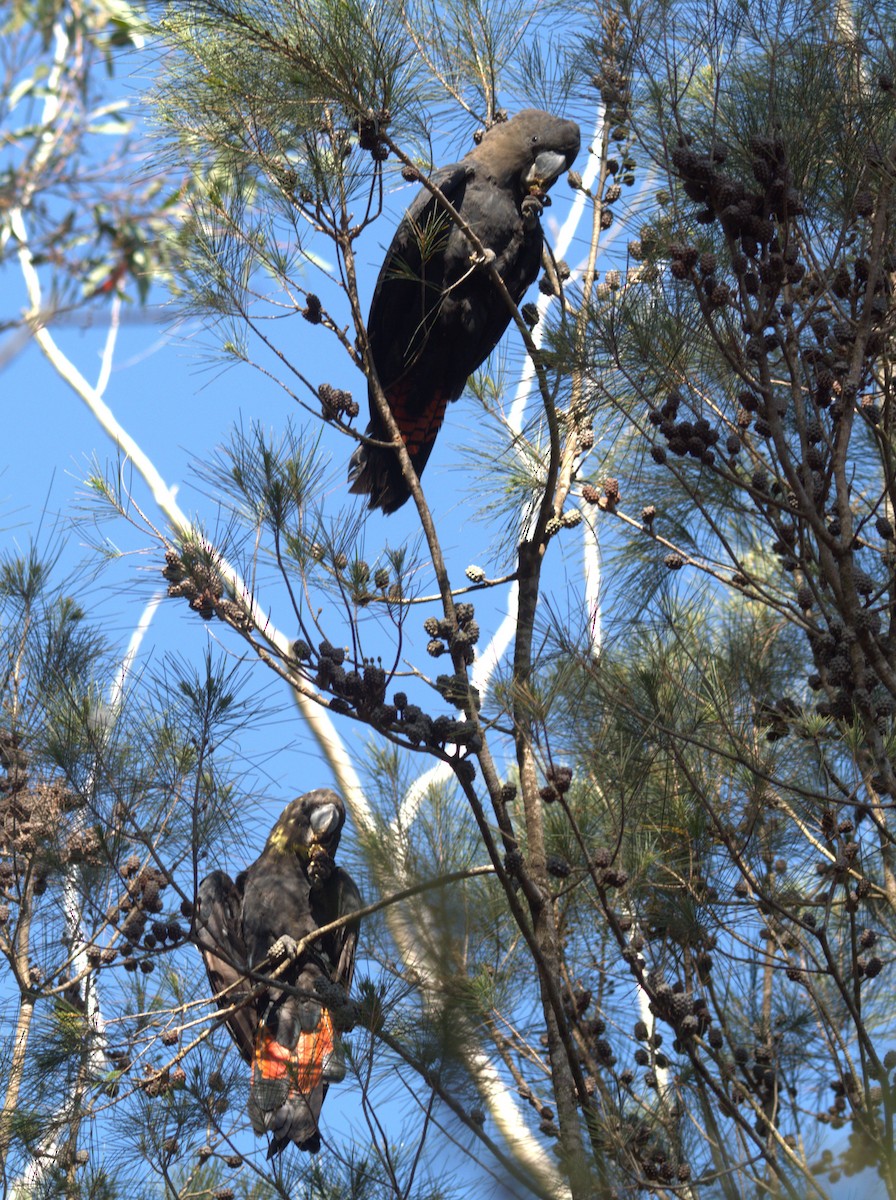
349,108,581,513
194,789,362,1154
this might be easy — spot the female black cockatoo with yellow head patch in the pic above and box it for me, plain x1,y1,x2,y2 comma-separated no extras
348,108,581,513
195,789,362,1155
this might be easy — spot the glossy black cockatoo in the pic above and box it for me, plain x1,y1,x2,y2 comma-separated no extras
348,108,581,513
195,789,362,1154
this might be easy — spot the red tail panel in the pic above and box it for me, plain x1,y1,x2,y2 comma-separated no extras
295,1008,335,1094
253,1010,335,1097
387,387,450,458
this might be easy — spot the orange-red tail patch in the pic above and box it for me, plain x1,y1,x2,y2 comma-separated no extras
387,387,449,457
253,1010,335,1097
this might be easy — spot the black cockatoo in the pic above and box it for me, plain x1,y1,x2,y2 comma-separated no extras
195,789,362,1154
348,108,581,513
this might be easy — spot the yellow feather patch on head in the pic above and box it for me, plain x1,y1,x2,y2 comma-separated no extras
267,826,289,851
267,823,311,857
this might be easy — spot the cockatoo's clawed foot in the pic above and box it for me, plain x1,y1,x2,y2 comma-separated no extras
269,935,298,964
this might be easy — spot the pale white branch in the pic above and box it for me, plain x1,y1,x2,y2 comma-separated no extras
12,203,371,832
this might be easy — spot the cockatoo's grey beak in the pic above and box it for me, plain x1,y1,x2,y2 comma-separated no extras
310,803,340,838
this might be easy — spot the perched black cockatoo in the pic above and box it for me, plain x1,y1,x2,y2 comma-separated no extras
195,789,362,1154
348,108,581,513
